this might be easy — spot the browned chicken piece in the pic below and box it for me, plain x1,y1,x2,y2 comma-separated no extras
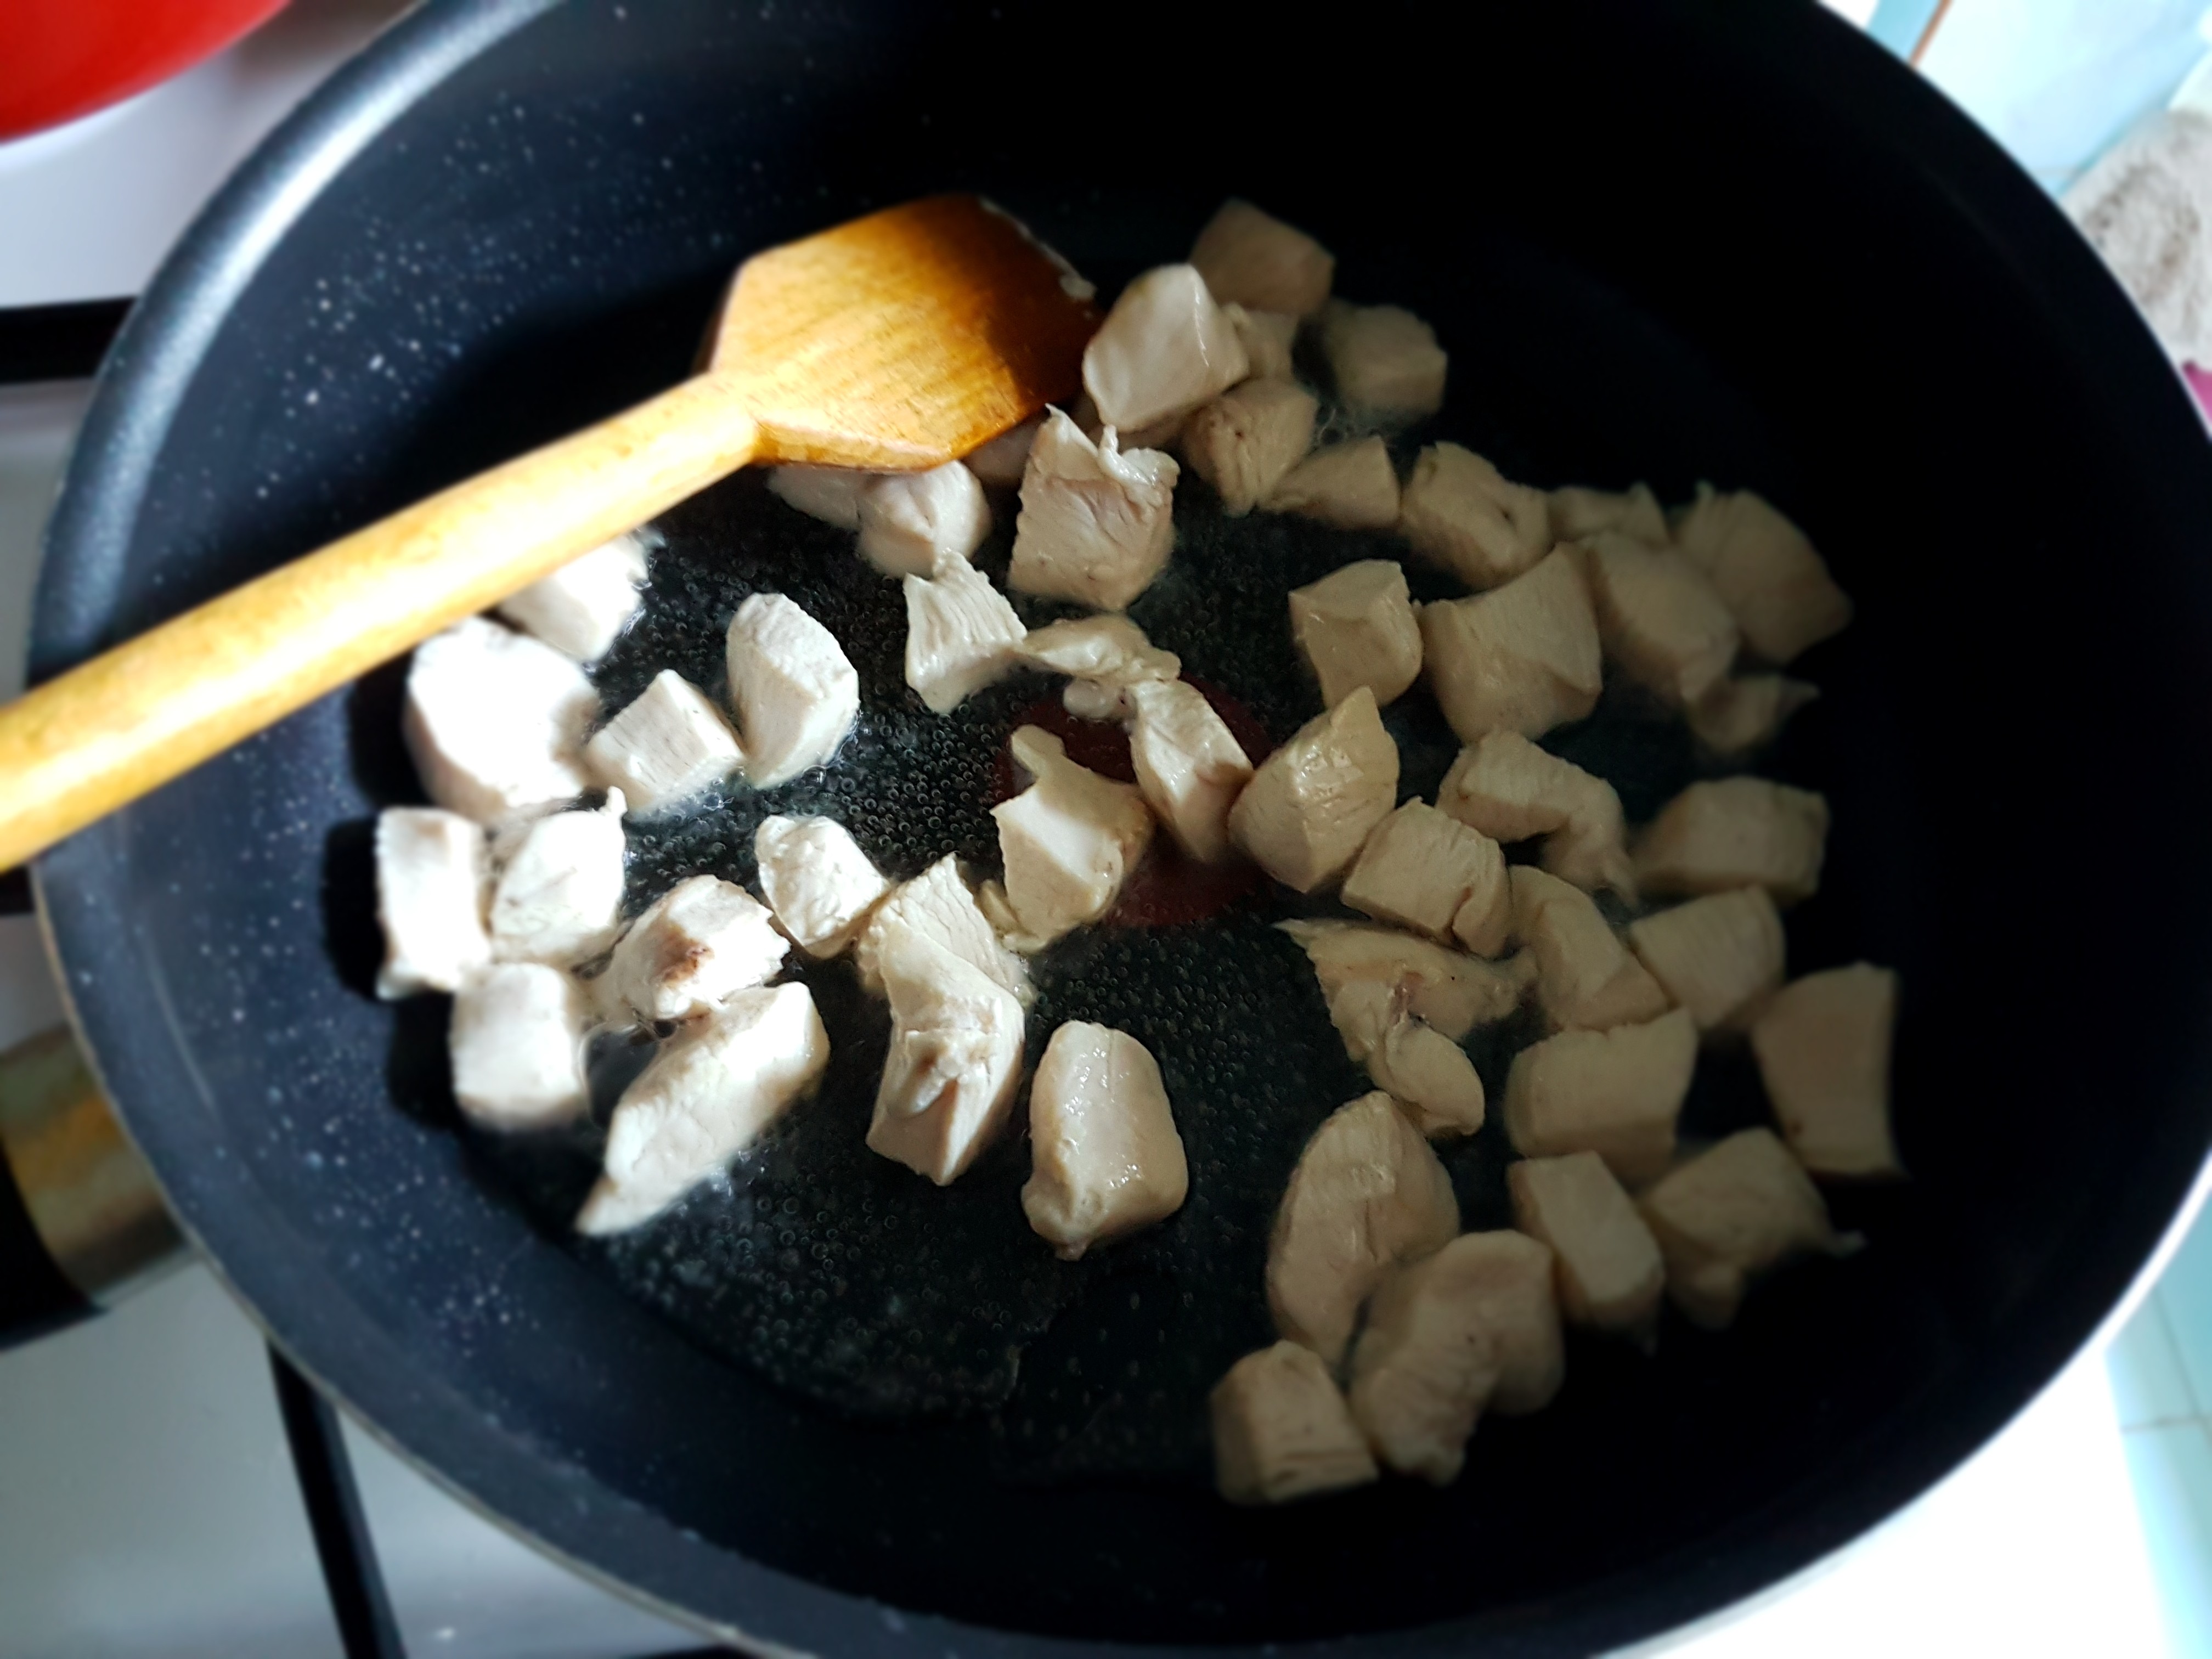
1673,484,1853,664
1008,409,1181,612
1211,1341,1378,1505
1288,559,1424,709
1751,963,1902,1178
1576,531,1741,708
1326,979,1487,1137
1321,300,1447,419
1022,1021,1189,1258
1190,200,1336,318
1227,685,1400,893
1341,800,1511,955
1510,866,1671,1032
1626,888,1786,1033
1182,379,1318,514
1400,443,1553,590
1686,673,1819,757
1126,679,1254,864
1437,731,1635,898
1503,1007,1699,1185
1509,1150,1665,1341
1282,919,1534,1040
1419,550,1603,743
991,726,1155,949
601,875,789,1025
1082,263,1250,435
1550,482,1667,545
1224,303,1299,379
1267,1091,1460,1364
866,926,1025,1186
1266,436,1401,530
1638,1127,1857,1329
1637,777,1829,905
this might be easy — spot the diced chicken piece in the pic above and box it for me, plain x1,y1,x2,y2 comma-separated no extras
866,927,1025,1184
1288,559,1423,709
497,529,648,663
1638,1127,1855,1329
1321,300,1446,419
375,808,490,997
1673,484,1853,664
1577,531,1740,707
1368,1015,1487,1137
1224,303,1299,379
1636,777,1829,905
1082,263,1249,434
601,875,787,1025
1400,443,1552,590
449,962,590,1131
902,552,1028,715
767,463,867,528
584,670,742,812
1351,1232,1562,1482
1437,731,1634,897
1021,1022,1188,1258
1190,199,1335,318
1549,483,1667,545
963,415,1041,487
1265,436,1401,530
855,460,992,578
1021,612,1180,722
854,854,1029,1003
1687,673,1819,758
1419,550,1602,743
1503,1007,1699,1185
1126,679,1254,863
1751,963,1901,1177
1182,379,1317,515
1007,409,1180,611
1267,1091,1459,1364
488,793,627,967
990,726,1155,948
752,814,889,958
576,982,828,1233
402,617,596,823
1509,1150,1665,1339
1211,1341,1378,1505
1627,888,1786,1032
1341,800,1511,955
1511,866,1671,1032
725,591,860,784
1227,685,1398,893
1282,919,1532,1040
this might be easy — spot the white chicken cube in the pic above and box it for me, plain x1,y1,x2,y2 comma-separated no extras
448,962,591,1131
1082,263,1249,435
1419,550,1602,744
990,726,1155,949
752,814,888,958
725,591,860,784
1503,1007,1699,1185
1268,1090,1459,1364
866,927,1025,1184
1577,531,1740,708
375,808,490,998
1265,436,1401,530
1021,613,1180,722
1437,731,1634,897
1399,443,1552,590
1280,919,1533,1040
1673,484,1853,664
1635,777,1830,905
1227,685,1399,893
488,793,627,967
1190,199,1335,317
767,463,868,528
1627,888,1786,1032
1751,963,1902,1178
1182,379,1317,515
1686,673,1819,757
1288,559,1423,709
1510,866,1671,1032
585,670,742,812
1125,679,1254,864
1638,1127,1854,1329
854,854,1029,1003
1008,410,1180,611
1341,800,1511,955
496,529,648,663
1021,1021,1188,1259
902,552,1028,715
1367,1014,1487,1138
576,981,829,1234
601,874,787,1025
1321,300,1446,419
1224,303,1299,379
1211,1341,1377,1506
1550,483,1667,545
1508,1150,1664,1340
963,416,1042,488
402,617,596,823
855,460,991,578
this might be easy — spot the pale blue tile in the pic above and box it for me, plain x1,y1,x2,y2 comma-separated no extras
2157,1211,2212,1418
2122,1421,2212,1657
2112,1297,2201,1429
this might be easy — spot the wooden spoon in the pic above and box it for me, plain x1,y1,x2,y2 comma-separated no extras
0,195,1097,871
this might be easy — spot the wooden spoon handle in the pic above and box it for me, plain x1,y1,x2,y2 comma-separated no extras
0,374,761,873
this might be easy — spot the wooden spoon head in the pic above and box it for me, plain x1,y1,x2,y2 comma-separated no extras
708,195,1099,471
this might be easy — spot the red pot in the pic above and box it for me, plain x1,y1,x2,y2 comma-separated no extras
0,0,290,141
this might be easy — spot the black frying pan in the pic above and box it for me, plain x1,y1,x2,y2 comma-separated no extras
23,1,2212,1652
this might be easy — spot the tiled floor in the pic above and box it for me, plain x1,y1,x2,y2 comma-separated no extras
2110,1219,2212,1655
